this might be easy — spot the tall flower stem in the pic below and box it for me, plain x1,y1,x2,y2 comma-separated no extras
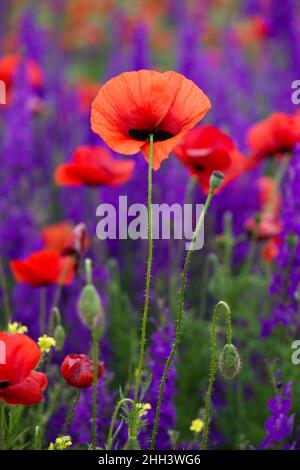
151,187,216,449
61,389,81,436
0,403,6,450
106,398,134,450
201,301,232,450
134,134,154,405
91,323,99,450
0,257,11,326
39,287,47,334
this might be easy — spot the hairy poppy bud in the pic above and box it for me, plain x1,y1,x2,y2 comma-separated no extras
61,354,105,388
78,284,105,333
209,171,224,191
54,324,65,351
219,344,241,380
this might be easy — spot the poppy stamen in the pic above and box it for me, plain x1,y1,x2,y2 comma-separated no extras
129,128,174,142
0,380,10,389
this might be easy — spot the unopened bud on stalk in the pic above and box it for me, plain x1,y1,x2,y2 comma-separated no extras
78,259,105,334
209,171,225,191
287,233,298,249
54,324,66,351
219,343,241,379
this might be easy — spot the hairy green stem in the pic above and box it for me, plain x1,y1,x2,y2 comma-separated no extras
0,257,11,326
106,398,134,450
134,134,154,405
151,189,215,449
201,300,232,450
91,325,99,449
39,287,47,334
0,403,7,450
61,389,81,436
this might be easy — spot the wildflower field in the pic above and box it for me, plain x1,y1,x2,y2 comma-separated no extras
1,0,300,455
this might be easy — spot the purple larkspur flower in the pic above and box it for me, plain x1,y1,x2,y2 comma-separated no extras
259,381,295,449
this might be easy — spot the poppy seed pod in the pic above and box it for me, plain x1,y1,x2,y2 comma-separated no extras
219,344,241,380
209,171,225,191
78,284,105,333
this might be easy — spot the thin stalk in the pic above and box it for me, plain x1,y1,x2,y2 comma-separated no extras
0,257,11,326
0,403,6,450
39,288,47,334
91,325,99,450
106,398,134,450
61,389,81,436
201,301,232,450
134,134,154,404
151,189,215,449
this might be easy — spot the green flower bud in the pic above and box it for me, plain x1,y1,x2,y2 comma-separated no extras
287,233,298,249
209,171,225,191
78,284,105,333
219,343,241,380
54,324,65,351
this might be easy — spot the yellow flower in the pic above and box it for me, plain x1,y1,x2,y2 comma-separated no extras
137,403,151,417
38,335,56,353
190,419,204,433
48,436,72,450
8,322,28,334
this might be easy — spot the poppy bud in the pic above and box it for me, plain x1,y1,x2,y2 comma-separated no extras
287,233,298,249
54,324,65,351
78,284,105,332
61,354,105,388
209,171,225,191
219,344,241,380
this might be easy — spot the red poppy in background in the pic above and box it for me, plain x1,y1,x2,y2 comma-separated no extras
91,70,211,170
61,354,105,388
0,54,43,93
257,176,281,215
10,250,75,288
246,113,300,168
262,237,281,263
41,221,89,258
0,333,47,405
173,125,245,193
244,212,282,241
54,146,135,187
76,80,101,113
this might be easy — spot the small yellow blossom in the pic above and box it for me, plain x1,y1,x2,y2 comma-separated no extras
38,335,56,353
8,322,28,334
137,403,151,417
190,419,204,434
48,436,72,450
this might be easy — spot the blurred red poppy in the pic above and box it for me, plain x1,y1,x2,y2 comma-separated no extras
257,176,281,215
54,146,135,186
41,221,89,258
10,249,75,288
61,354,105,388
91,70,211,170
0,53,43,93
262,237,281,263
246,113,300,168
245,212,282,241
173,125,245,193
0,333,47,405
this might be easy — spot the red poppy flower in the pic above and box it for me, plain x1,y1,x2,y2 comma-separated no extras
61,354,105,388
90,70,211,170
262,237,280,263
10,249,75,288
244,212,282,241
76,80,101,113
41,221,89,258
257,176,281,215
246,113,300,168
0,333,47,405
54,146,135,186
0,54,43,93
173,125,245,193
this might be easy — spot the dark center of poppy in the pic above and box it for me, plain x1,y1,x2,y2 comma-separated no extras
0,380,10,389
193,163,205,172
129,129,174,142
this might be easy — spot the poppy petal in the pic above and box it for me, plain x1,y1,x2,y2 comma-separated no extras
54,164,83,186
0,370,47,405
